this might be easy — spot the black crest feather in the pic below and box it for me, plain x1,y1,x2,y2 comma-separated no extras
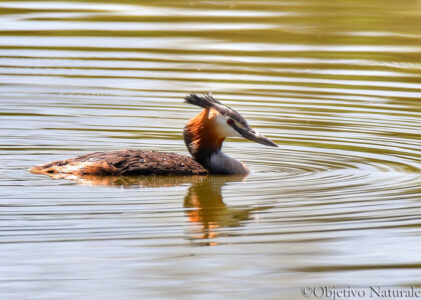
184,93,221,109
184,93,249,127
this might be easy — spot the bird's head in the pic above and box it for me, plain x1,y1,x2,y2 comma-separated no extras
184,93,278,149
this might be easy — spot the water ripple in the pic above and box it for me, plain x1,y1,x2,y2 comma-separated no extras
1,0,421,298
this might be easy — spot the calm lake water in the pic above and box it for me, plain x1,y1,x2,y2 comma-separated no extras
1,0,421,299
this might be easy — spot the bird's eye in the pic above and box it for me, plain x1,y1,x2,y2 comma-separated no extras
227,119,234,126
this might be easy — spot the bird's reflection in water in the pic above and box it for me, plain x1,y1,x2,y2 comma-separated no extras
183,175,255,246
56,174,264,246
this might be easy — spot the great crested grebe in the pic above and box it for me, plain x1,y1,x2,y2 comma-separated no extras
30,93,277,177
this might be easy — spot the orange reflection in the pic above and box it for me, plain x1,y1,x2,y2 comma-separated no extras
183,176,258,245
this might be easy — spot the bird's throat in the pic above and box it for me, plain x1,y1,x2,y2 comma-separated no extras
183,108,225,163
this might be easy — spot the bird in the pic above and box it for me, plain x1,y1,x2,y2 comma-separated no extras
30,93,277,178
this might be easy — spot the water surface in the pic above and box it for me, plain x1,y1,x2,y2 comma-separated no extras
1,0,421,299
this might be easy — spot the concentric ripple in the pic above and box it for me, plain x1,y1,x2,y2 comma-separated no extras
1,0,421,299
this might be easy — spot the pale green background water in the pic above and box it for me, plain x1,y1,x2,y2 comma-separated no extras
1,0,421,299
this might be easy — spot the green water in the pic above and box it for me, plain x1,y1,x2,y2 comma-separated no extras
1,0,421,299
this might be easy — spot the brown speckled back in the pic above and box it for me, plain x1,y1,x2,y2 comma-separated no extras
31,150,209,178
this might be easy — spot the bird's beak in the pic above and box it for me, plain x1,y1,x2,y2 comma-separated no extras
237,127,278,147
